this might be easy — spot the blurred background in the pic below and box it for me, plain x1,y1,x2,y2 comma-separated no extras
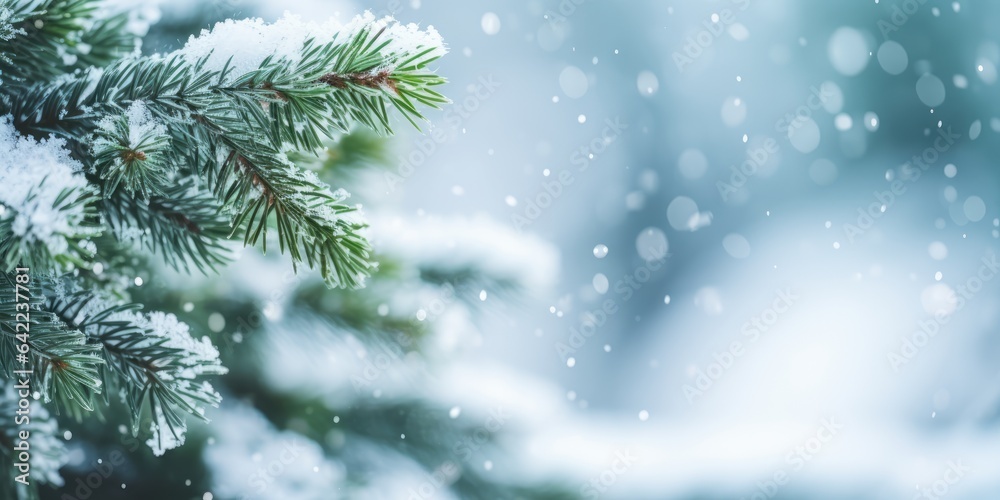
49,0,1000,498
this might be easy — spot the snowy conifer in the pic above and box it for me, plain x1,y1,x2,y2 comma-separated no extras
0,1,446,496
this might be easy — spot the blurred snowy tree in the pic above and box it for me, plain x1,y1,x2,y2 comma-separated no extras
0,0,578,498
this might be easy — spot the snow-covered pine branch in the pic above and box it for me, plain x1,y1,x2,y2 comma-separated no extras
0,117,101,272
92,101,173,199
0,272,104,419
48,287,227,456
0,2,450,496
101,177,234,274
0,0,136,85
5,11,446,288
1,266,227,459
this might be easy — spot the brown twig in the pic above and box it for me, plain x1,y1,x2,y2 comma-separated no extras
318,68,398,93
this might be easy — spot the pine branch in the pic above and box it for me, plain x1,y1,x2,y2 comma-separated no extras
314,28,449,133
0,0,135,85
0,272,104,419
0,193,100,272
9,16,447,147
101,178,234,274
7,14,446,288
0,5,25,76
48,290,227,455
91,101,173,199
73,11,135,69
234,24,448,149
214,140,375,288
0,117,103,273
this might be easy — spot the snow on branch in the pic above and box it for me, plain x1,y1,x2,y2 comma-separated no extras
7,9,447,289
92,100,173,198
370,214,561,292
0,116,101,270
178,11,445,77
50,288,227,456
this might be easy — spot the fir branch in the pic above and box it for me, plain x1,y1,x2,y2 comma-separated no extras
9,16,447,146
0,0,134,85
7,14,446,288
314,25,448,133
100,178,234,274
73,11,135,69
213,140,374,288
91,101,173,199
48,290,227,455
0,5,25,77
0,117,103,272
0,272,104,419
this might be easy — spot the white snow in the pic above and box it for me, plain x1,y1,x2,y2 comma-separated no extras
138,311,223,376
94,100,168,154
70,294,224,378
0,6,23,45
336,11,446,63
0,6,25,77
0,116,99,259
203,404,344,498
146,406,186,457
123,100,166,145
64,292,226,455
257,313,425,401
369,214,560,292
178,11,445,78
97,0,162,37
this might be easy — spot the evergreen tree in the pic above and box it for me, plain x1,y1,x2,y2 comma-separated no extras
0,1,465,497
